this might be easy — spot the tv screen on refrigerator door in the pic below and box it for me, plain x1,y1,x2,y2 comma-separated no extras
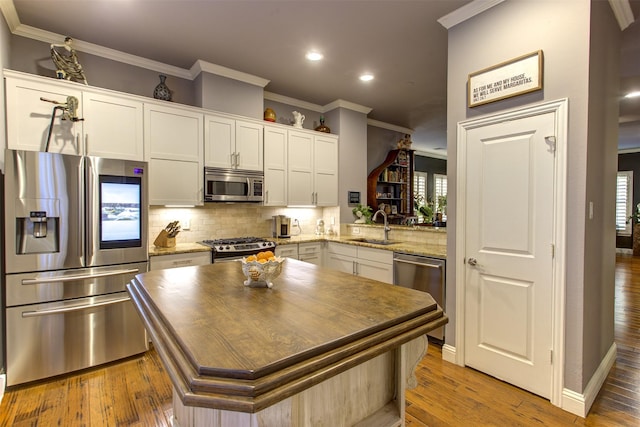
99,175,142,249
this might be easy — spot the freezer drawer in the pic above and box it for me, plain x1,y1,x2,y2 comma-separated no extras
6,261,148,306
6,292,148,386
393,252,446,341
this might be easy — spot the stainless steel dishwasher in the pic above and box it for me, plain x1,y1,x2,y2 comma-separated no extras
393,252,446,341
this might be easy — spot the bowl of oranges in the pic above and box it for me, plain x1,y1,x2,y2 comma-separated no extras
240,250,285,288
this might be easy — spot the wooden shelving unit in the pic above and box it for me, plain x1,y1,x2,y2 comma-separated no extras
367,149,414,223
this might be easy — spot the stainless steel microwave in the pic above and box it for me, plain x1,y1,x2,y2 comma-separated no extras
204,168,264,203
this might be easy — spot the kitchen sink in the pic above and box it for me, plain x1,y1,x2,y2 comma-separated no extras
347,238,399,246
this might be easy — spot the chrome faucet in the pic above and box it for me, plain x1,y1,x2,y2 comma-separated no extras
372,209,391,242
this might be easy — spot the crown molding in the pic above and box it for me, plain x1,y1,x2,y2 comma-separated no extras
264,92,374,116
367,118,413,135
618,147,640,154
263,91,324,112
438,0,505,29
324,99,372,115
415,149,447,160
0,0,19,31
608,0,634,31
190,59,270,87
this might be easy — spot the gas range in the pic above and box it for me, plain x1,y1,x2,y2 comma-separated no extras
199,237,276,261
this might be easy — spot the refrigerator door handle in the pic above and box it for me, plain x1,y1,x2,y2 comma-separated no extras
21,295,131,317
85,157,95,263
21,268,140,285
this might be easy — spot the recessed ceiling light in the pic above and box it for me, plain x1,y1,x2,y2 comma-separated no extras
359,73,374,82
625,91,640,98
306,51,323,61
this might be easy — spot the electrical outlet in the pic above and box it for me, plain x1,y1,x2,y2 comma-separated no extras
352,227,360,234
182,219,191,230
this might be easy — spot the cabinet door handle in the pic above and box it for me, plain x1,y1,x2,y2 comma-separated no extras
265,190,269,204
235,152,240,167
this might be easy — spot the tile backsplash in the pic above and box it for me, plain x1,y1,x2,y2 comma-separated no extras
149,205,341,246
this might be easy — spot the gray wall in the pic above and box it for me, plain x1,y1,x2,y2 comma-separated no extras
446,0,617,394
583,0,619,391
263,99,324,130
333,108,368,224
197,72,263,119
367,126,404,176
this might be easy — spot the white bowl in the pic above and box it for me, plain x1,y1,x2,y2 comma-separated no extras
240,257,285,288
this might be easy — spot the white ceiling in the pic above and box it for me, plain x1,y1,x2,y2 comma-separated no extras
5,0,640,153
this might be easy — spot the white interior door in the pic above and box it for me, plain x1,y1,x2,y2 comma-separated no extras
464,111,556,399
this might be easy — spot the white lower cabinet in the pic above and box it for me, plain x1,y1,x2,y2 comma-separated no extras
275,245,299,259
276,242,324,266
326,242,393,284
298,242,323,266
149,252,211,271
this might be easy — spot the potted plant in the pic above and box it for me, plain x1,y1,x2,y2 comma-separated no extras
414,194,434,224
352,204,373,224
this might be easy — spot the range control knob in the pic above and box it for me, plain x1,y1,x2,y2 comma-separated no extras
225,245,231,250
218,246,225,251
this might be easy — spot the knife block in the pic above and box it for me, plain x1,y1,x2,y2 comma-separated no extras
154,230,176,248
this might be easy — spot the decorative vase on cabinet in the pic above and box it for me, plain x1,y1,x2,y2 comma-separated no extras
153,74,172,101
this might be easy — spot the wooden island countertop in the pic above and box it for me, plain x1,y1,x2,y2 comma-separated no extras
127,258,447,426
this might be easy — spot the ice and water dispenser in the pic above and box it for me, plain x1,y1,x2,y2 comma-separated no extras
15,199,60,254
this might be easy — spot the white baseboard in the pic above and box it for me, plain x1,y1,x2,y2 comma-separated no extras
442,344,457,364
561,342,617,417
616,248,632,254
0,374,5,405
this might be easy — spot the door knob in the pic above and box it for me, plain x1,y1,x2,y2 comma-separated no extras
468,258,478,266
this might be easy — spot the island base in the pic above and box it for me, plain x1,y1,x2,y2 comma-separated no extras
171,336,428,427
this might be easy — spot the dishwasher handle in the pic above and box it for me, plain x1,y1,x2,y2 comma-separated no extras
393,257,443,269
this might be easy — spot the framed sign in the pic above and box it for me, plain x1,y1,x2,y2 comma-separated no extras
468,50,543,107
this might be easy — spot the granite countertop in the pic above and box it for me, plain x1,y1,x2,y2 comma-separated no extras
149,234,446,259
273,234,447,259
148,242,211,257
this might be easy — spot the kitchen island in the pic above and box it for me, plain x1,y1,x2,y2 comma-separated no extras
127,258,447,427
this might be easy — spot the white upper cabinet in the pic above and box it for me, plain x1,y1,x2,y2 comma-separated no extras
144,102,204,206
288,130,314,206
313,133,339,206
264,124,288,206
5,70,144,161
288,130,338,206
5,72,83,155
82,89,144,160
204,114,263,171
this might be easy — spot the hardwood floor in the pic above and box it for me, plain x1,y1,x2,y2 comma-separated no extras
1,255,639,426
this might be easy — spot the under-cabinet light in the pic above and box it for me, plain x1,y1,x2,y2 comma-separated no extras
625,91,640,98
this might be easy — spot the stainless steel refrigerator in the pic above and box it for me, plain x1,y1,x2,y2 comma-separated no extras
3,149,149,386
